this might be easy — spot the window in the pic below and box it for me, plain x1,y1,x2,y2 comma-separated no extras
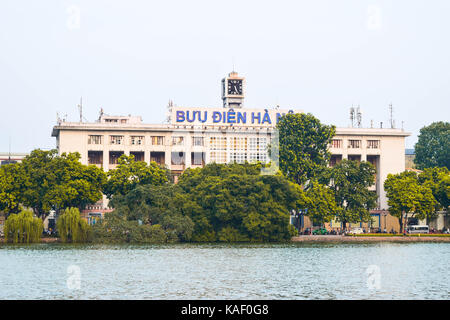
348,140,361,148
191,152,205,165
151,136,164,145
231,137,247,151
172,136,184,146
230,152,247,163
130,136,144,145
171,152,185,165
88,151,103,164
88,135,102,144
110,135,124,145
192,137,204,146
367,140,380,149
210,137,227,151
248,137,268,163
109,151,124,164
210,151,227,163
331,139,342,148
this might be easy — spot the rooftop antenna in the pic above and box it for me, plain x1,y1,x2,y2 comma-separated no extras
78,97,83,123
8,136,11,162
350,106,355,127
389,103,394,128
98,107,104,121
356,105,362,128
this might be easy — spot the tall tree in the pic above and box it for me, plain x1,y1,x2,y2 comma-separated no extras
384,171,437,232
328,160,377,230
418,167,450,212
276,113,336,185
104,154,169,199
414,121,450,169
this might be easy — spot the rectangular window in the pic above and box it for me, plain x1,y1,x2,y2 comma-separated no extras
230,152,247,163
109,151,124,164
171,152,185,165
88,135,102,145
110,135,124,145
210,137,227,151
130,136,144,145
192,137,204,146
210,151,227,164
191,152,205,165
367,140,380,149
172,136,184,146
331,139,342,148
88,151,103,164
151,136,164,145
348,140,361,148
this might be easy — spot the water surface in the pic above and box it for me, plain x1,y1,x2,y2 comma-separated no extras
0,243,448,299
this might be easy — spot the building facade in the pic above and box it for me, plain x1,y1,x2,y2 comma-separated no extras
51,72,410,219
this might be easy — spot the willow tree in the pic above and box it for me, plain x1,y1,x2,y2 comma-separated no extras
4,210,43,243
57,207,91,243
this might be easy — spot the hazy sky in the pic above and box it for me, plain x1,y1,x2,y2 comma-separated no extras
1,0,449,152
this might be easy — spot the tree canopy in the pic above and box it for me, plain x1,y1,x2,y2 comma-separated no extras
325,160,377,230
384,171,437,232
177,163,299,242
0,149,106,219
276,113,336,185
298,180,340,226
414,121,450,170
104,154,169,199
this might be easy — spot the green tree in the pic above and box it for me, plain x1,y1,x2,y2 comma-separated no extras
276,113,336,185
17,149,106,220
104,154,169,199
177,163,299,242
56,207,91,243
414,121,450,169
418,167,450,212
384,171,437,232
110,184,194,242
4,209,43,243
299,180,340,227
0,163,25,215
328,160,377,230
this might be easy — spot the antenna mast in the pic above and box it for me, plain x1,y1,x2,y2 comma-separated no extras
78,97,83,123
389,103,394,128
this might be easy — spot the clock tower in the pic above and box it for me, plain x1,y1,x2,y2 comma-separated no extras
222,71,245,108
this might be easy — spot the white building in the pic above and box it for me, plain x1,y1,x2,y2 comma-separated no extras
51,72,410,212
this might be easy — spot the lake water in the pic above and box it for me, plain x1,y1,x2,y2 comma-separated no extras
0,243,449,300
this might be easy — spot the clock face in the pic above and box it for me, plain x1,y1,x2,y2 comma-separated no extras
228,79,243,95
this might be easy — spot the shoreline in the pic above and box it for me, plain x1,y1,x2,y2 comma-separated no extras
2,235,450,244
292,235,450,242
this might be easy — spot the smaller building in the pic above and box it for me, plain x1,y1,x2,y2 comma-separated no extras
0,152,28,166
405,148,415,169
